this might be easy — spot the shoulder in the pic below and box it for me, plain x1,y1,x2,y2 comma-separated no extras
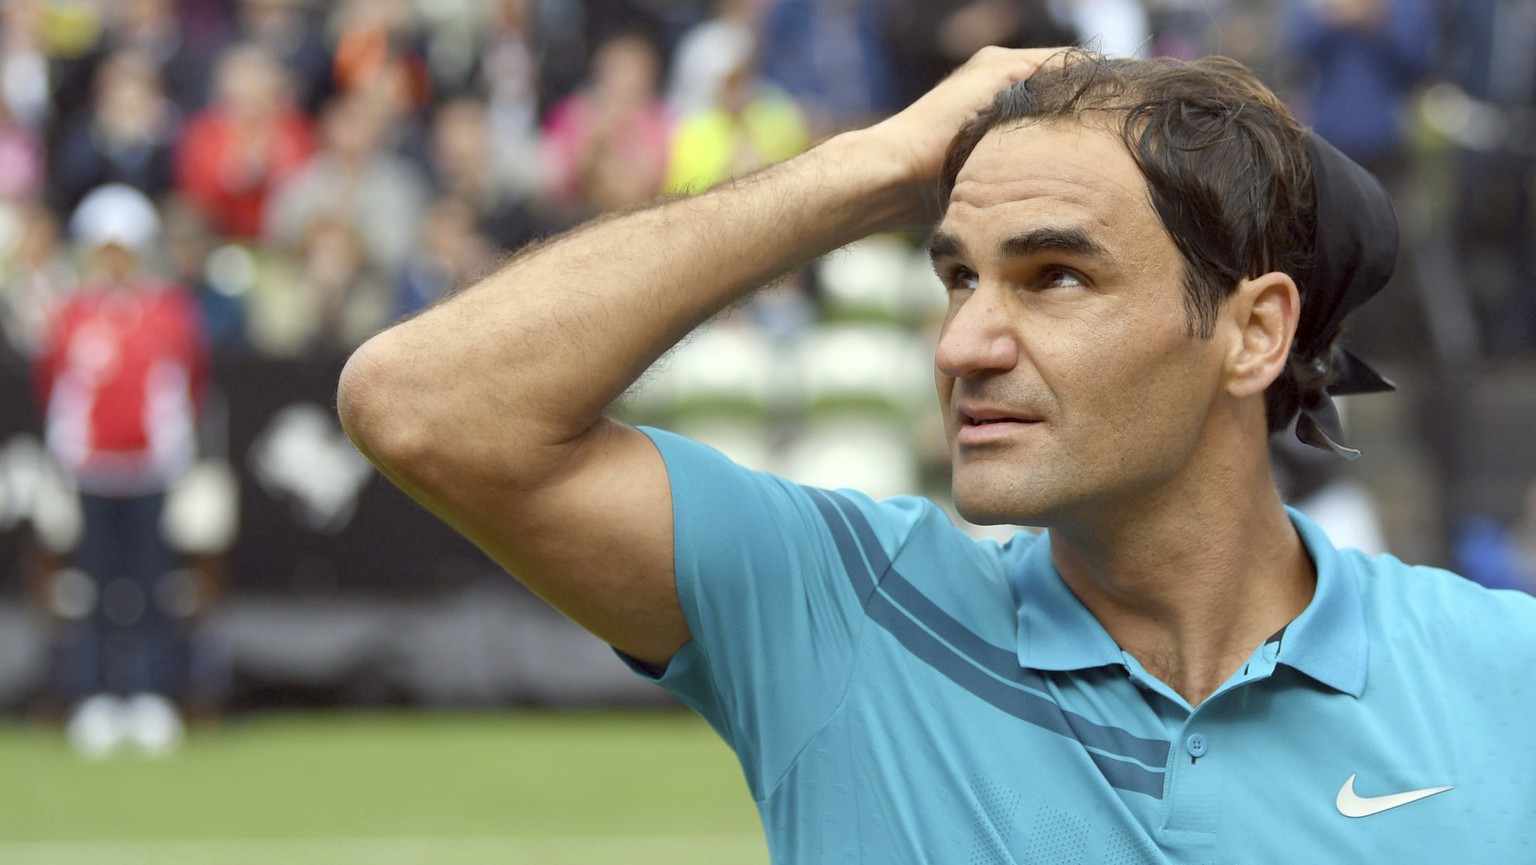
1349,549,1536,622
644,425,1035,582
647,425,914,535
1347,549,1536,664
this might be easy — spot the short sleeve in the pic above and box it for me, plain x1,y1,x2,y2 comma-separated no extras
627,427,925,798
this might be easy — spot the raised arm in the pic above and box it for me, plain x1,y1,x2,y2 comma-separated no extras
336,47,1057,667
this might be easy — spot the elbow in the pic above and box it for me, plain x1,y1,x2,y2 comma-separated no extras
338,330,528,498
337,334,429,475
339,322,579,501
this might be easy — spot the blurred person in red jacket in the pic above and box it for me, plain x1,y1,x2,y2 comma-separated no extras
174,43,315,241
35,184,209,758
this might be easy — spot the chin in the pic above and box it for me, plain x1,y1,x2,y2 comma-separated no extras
951,480,1050,528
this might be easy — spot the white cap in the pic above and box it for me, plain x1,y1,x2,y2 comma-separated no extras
69,184,161,254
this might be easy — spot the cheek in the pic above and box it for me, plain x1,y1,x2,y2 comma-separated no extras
1056,312,1212,432
1122,339,1223,447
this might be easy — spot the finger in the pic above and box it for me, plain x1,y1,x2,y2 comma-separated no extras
961,45,1074,81
932,46,1075,118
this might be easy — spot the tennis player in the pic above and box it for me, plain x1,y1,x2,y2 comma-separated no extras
339,48,1536,862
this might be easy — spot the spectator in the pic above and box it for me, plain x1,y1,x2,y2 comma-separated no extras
0,201,74,362
49,50,178,217
1283,0,1436,364
174,44,315,241
664,46,810,194
427,96,544,249
0,87,44,204
265,92,430,280
667,0,760,116
541,32,672,219
1285,0,1432,178
1149,1,1290,81
233,0,334,115
1,0,53,132
328,0,432,145
90,0,217,115
413,0,493,99
395,196,495,318
293,211,390,352
759,0,899,134
477,0,544,145
36,184,208,758
884,0,1077,107
163,197,248,356
1439,0,1536,356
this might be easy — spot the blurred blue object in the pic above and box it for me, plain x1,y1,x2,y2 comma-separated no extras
1453,516,1535,592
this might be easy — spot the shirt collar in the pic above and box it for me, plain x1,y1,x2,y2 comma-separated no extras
1013,508,1368,698
1277,506,1368,697
1013,536,1124,673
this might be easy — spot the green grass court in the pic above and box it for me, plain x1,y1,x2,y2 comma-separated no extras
0,709,768,865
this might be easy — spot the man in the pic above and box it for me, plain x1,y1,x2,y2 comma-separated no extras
339,49,1536,861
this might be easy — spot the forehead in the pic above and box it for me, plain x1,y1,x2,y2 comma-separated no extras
938,121,1170,261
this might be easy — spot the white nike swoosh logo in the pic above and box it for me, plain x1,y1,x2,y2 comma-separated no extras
1335,773,1453,817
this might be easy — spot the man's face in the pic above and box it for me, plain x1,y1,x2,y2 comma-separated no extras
930,120,1229,527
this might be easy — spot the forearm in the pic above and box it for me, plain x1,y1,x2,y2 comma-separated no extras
339,129,919,482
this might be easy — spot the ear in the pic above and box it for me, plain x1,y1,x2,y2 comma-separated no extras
1222,271,1299,399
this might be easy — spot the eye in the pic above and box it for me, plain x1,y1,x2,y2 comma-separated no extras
1041,267,1087,290
944,265,979,292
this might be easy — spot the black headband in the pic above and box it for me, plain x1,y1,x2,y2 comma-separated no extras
1291,132,1397,460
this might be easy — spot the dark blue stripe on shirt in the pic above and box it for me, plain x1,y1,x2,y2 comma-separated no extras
803,487,1170,799
817,489,1171,771
804,488,881,602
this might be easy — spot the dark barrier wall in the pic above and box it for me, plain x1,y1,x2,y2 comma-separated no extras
0,356,44,591
219,356,495,595
0,355,496,598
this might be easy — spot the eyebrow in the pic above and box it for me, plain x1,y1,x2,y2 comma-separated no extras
928,226,1110,264
1001,227,1110,261
927,230,965,264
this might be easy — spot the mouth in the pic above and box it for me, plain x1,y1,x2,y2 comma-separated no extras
956,407,1041,444
959,407,1040,426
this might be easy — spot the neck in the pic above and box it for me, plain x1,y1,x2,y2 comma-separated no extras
1047,436,1315,708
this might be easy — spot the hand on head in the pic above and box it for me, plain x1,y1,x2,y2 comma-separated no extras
864,46,1073,222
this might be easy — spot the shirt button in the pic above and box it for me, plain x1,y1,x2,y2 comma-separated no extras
1185,733,1208,758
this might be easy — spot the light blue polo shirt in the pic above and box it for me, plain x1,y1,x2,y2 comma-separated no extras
631,428,1536,863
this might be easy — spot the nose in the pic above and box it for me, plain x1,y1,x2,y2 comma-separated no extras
934,286,1019,379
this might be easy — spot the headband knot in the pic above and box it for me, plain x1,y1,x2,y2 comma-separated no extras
1291,132,1398,459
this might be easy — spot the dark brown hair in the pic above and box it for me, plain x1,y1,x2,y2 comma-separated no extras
939,51,1318,434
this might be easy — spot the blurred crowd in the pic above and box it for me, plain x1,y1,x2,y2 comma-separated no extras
0,0,1530,365
6,0,1536,746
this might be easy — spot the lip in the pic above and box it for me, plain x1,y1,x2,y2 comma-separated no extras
955,405,1042,445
